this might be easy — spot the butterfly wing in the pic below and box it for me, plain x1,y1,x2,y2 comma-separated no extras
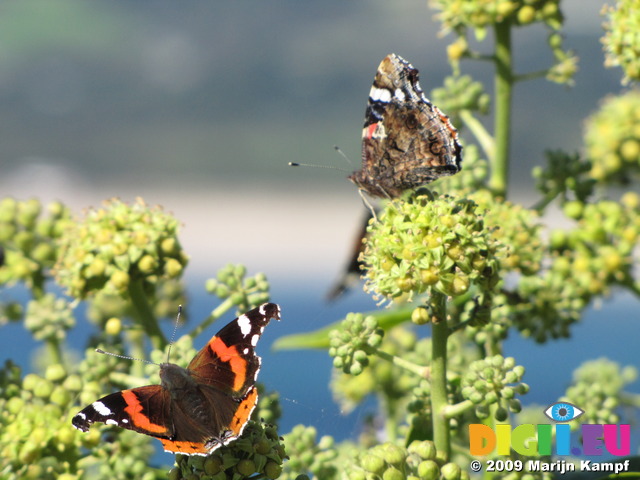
187,303,281,397
72,385,173,438
351,54,462,198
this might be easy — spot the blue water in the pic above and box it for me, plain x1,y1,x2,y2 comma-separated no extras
2,280,639,466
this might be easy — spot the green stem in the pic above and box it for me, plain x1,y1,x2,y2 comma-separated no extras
31,270,46,300
513,68,551,83
373,348,430,378
530,188,561,213
189,296,235,338
46,338,63,365
127,278,166,350
430,292,450,460
442,399,475,419
459,110,495,160
489,21,514,198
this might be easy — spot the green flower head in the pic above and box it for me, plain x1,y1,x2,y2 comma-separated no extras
361,194,503,303
55,198,188,299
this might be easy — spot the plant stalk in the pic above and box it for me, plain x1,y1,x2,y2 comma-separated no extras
128,278,166,350
489,21,514,198
430,292,450,460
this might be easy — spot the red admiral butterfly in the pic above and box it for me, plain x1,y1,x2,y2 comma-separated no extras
72,303,281,456
328,55,462,299
349,53,462,198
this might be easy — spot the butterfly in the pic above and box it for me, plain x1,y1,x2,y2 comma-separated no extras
349,53,462,198
72,303,281,455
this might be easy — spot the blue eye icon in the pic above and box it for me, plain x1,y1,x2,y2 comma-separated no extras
544,402,584,422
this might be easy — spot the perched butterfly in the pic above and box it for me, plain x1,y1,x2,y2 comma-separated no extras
349,53,462,198
72,303,281,455
329,54,462,299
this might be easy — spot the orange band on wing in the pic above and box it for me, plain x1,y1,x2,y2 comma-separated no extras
160,438,210,455
229,387,258,435
122,390,168,434
210,337,247,391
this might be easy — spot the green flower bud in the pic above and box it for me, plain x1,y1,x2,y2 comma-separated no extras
441,462,462,480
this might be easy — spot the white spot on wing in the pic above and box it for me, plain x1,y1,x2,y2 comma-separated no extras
92,401,112,416
370,87,391,103
76,412,86,420
237,314,252,336
106,419,118,426
394,88,406,101
122,418,129,424
250,334,259,347
243,347,249,354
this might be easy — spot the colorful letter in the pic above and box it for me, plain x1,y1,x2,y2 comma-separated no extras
537,424,552,456
604,424,630,456
469,424,495,455
556,424,571,455
512,424,536,455
582,424,604,455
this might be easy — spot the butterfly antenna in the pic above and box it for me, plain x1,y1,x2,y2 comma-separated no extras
288,145,354,172
333,145,354,167
95,348,159,366
166,305,182,363
288,161,350,173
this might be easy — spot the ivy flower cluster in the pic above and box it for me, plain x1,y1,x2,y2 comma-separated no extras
0,198,71,292
601,0,640,84
329,313,384,376
584,90,640,183
461,355,528,421
170,423,286,480
347,440,469,480
54,197,188,299
205,263,271,314
361,194,503,303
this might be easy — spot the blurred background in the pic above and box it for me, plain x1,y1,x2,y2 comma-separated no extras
0,0,637,456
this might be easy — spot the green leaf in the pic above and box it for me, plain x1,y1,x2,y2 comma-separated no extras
272,306,414,351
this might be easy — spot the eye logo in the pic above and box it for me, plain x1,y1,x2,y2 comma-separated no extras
544,402,584,422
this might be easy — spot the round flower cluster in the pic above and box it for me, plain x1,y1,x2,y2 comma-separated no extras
361,194,503,303
585,90,640,183
469,190,543,276
429,0,563,32
0,360,154,480
205,264,271,313
564,358,637,426
170,422,286,480
75,345,128,406
24,293,74,342
532,150,594,205
331,328,425,417
512,195,640,342
347,441,469,480
281,425,337,480
54,198,188,299
431,75,490,118
329,313,384,376
461,355,528,421
0,198,71,290
601,0,640,84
